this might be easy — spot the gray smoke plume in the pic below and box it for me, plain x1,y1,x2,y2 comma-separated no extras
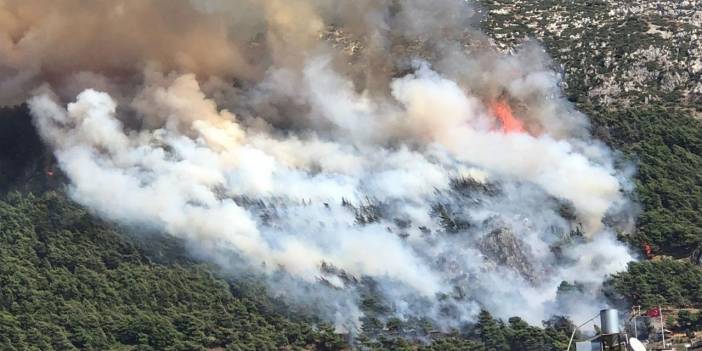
4,0,636,331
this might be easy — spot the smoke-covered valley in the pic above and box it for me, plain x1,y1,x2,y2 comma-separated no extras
2,0,636,332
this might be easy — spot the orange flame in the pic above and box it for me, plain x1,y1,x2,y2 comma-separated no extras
489,100,524,134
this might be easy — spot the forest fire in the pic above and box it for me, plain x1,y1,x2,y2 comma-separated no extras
490,100,525,134
7,0,633,334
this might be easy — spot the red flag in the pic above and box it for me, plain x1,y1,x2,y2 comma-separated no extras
646,307,660,317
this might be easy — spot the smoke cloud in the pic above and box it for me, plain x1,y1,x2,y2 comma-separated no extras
5,0,635,331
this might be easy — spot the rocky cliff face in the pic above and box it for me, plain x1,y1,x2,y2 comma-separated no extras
321,0,701,114
479,227,539,284
478,0,702,115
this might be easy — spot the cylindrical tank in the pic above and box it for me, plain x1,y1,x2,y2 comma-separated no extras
600,309,619,335
575,341,602,351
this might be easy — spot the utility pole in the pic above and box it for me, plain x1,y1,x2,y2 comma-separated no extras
632,305,639,340
660,305,666,349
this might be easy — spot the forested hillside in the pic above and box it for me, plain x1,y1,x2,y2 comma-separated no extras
0,191,348,351
478,0,702,314
0,100,572,351
0,190,574,350
590,107,702,256
2,0,702,350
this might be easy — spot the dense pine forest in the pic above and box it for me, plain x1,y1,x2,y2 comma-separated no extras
2,0,702,350
0,110,573,350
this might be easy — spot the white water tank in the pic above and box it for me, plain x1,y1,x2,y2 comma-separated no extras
600,309,620,335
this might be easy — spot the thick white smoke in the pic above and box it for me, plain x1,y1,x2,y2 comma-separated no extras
9,0,636,332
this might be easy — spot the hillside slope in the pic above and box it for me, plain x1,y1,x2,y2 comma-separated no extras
2,0,702,350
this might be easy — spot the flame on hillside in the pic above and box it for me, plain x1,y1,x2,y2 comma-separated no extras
490,100,524,134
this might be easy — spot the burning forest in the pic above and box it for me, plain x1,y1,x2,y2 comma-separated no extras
1,0,637,337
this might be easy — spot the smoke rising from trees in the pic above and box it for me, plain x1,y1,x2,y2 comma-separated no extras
3,0,635,330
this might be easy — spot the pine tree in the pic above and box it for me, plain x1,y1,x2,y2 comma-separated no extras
476,310,509,351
